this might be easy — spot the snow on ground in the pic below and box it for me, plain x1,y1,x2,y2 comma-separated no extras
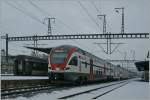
1,76,48,80
69,82,127,100
3,79,149,100
98,80,149,100
1,74,14,76
5,80,124,100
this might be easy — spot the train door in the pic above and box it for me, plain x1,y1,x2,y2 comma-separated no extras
104,64,106,75
14,60,19,75
17,59,23,75
24,61,32,75
103,64,107,79
79,60,81,72
89,59,94,80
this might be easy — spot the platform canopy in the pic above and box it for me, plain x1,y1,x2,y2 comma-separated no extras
135,61,149,71
25,46,52,54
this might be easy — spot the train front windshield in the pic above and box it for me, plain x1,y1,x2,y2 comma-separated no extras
51,49,68,64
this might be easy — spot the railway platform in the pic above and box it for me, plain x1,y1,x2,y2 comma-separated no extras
1,76,48,80
96,79,149,100
1,76,49,91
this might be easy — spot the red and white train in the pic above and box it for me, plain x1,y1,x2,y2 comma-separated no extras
47,45,132,83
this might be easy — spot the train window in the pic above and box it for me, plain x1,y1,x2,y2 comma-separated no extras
81,62,87,68
33,63,36,68
51,52,67,64
85,62,87,68
96,70,98,75
69,56,78,66
18,61,23,71
100,71,102,75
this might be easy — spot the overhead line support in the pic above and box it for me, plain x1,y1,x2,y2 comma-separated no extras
1,33,149,61
115,7,125,34
1,33,149,41
44,17,55,35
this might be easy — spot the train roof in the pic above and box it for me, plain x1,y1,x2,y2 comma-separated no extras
55,45,109,64
25,45,116,66
15,55,48,62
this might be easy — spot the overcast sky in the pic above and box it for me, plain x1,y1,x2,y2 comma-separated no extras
0,0,149,70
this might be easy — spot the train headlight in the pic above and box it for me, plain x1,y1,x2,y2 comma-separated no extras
56,68,60,71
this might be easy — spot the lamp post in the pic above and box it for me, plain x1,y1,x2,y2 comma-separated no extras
115,7,124,34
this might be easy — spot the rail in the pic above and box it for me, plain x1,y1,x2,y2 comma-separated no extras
58,80,130,99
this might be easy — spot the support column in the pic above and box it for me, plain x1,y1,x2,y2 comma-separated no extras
6,34,8,63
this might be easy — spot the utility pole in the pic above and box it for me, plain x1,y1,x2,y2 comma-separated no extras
44,17,55,35
33,35,38,55
31,35,47,56
97,14,106,34
5,34,8,63
117,50,127,68
96,14,124,54
97,14,109,53
115,7,124,34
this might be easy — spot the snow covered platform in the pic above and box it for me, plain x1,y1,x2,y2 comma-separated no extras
14,78,149,100
1,76,49,90
1,76,48,80
97,79,149,100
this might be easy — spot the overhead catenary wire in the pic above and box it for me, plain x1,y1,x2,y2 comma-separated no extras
28,0,87,49
78,1,101,33
5,0,83,50
28,0,78,34
4,1,46,26
90,1,123,55
23,0,97,37
7,1,49,52
27,0,91,50
90,1,101,14
90,1,112,32
3,0,98,54
28,0,48,16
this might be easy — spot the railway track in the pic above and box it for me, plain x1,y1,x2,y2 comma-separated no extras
58,80,130,99
1,79,131,99
92,82,128,99
1,84,57,99
1,80,79,99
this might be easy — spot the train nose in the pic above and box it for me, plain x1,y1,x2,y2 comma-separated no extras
56,64,63,71
56,67,60,71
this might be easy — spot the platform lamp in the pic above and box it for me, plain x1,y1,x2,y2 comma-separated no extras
115,7,125,34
